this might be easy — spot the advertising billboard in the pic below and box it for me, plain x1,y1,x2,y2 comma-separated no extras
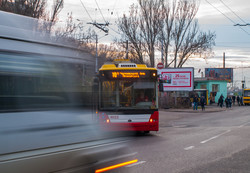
205,68,233,82
157,68,194,91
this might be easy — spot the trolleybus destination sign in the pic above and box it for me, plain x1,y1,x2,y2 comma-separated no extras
100,70,157,80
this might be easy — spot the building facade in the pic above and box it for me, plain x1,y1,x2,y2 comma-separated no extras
194,78,228,104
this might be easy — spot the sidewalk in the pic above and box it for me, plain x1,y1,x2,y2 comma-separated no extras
160,104,227,113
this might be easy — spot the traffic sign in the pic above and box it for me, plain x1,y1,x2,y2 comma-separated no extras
157,62,164,69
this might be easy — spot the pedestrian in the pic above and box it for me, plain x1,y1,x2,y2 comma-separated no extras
232,95,236,105
200,96,206,111
240,96,243,106
237,96,240,106
193,95,198,110
219,95,224,108
225,97,229,108
225,96,232,109
228,96,232,108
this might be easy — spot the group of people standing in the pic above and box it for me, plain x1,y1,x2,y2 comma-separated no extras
192,94,244,111
192,95,206,111
218,95,243,108
218,95,231,108
234,95,244,106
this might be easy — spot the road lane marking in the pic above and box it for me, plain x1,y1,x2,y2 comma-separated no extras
237,122,250,128
184,146,195,150
126,161,146,167
200,130,231,144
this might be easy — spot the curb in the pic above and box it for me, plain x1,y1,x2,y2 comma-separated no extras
160,107,226,113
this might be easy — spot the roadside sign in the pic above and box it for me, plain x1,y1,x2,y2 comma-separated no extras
157,62,164,69
157,68,194,91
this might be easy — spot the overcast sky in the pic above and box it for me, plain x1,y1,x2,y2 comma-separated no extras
58,0,250,88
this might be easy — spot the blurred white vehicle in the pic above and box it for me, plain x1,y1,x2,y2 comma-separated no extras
0,11,136,173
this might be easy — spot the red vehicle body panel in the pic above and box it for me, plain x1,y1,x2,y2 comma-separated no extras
98,111,159,132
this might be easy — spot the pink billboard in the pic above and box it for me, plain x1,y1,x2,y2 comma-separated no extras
158,68,194,91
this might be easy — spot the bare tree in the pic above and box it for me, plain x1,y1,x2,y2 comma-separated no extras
172,0,198,68
177,21,216,67
138,0,164,67
47,0,64,32
0,0,46,18
158,0,177,67
117,0,164,67
118,4,144,64
0,0,64,33
54,12,81,40
158,0,215,68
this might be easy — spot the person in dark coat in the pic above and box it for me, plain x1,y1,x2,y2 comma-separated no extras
219,95,224,108
225,96,232,108
232,95,236,105
225,97,229,108
193,95,198,110
240,96,244,106
237,96,240,106
200,96,206,111
228,96,232,108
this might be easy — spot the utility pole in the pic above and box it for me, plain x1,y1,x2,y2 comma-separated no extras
161,39,164,64
125,40,128,59
223,52,225,68
87,22,109,73
95,35,98,73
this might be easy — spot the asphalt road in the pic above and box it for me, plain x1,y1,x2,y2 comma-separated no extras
123,106,250,173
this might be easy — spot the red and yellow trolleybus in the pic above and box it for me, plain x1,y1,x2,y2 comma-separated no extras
97,59,159,133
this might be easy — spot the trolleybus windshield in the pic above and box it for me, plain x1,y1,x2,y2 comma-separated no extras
244,90,250,97
100,80,157,110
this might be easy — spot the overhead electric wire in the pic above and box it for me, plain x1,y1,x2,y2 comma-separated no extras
95,0,108,24
205,0,250,36
78,0,122,36
79,0,94,22
215,45,250,48
108,26,122,35
108,0,118,22
219,0,247,24
205,0,237,24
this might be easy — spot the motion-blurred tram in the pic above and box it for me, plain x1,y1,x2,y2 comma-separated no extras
0,11,136,173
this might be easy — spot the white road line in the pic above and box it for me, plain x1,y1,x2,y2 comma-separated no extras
184,146,195,150
237,122,250,128
200,130,231,144
126,161,146,167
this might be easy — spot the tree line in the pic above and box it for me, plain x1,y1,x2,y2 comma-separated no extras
0,0,216,68
117,0,216,67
